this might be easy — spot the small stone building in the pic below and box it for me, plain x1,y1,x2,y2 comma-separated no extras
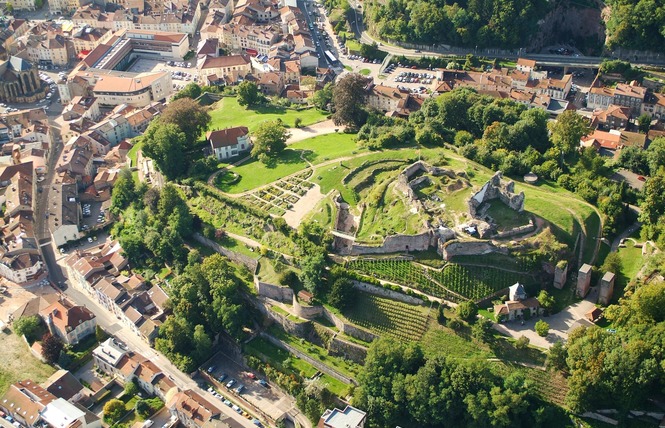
577,263,592,298
598,271,615,306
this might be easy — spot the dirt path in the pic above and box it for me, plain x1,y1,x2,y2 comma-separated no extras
286,119,342,144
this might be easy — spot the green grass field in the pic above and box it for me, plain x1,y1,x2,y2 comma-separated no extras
217,150,308,193
0,332,56,396
343,293,431,341
291,132,360,163
208,97,327,133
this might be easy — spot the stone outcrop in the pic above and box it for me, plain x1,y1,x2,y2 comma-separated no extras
468,171,525,217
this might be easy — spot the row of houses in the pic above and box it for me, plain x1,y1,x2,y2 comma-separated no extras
0,108,57,286
64,240,170,342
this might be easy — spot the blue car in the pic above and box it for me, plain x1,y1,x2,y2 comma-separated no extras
218,373,227,382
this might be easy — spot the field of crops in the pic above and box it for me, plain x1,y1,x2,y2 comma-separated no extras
346,259,533,302
439,264,530,301
344,293,430,341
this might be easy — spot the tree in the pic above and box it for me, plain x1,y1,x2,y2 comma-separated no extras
300,251,326,296
111,168,136,213
328,277,356,310
601,252,622,276
618,145,648,175
103,399,126,423
142,121,188,181
41,333,64,364
159,98,211,145
360,42,380,60
515,335,530,350
535,320,549,337
437,304,446,324
251,120,290,160
312,83,334,111
192,324,212,363
6,2,13,13
646,137,665,175
237,81,263,107
537,290,555,313
546,340,567,371
294,117,303,128
13,315,41,341
457,301,478,322
638,113,652,133
124,379,139,396
135,400,152,419
548,110,590,162
332,73,369,130
172,82,202,101
95,325,109,343
471,317,493,342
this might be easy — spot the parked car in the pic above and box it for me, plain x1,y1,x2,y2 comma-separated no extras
218,373,228,382
226,379,236,388
235,384,245,394
207,366,216,373
257,379,268,388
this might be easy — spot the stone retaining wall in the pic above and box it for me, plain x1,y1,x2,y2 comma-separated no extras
292,294,323,319
193,233,258,271
254,277,294,302
350,231,434,255
439,239,507,260
352,281,425,305
328,336,368,364
321,307,378,343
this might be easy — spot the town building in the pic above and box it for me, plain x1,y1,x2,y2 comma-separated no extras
318,405,367,428
0,57,47,104
167,390,224,428
493,283,541,322
39,298,96,345
207,126,251,160
197,54,252,85
40,398,102,428
0,380,55,427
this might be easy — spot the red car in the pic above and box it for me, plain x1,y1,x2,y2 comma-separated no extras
637,176,646,182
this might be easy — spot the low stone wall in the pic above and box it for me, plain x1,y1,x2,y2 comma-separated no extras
254,277,294,302
328,336,368,364
352,281,425,305
292,294,323,319
256,300,312,336
350,231,434,255
439,239,507,260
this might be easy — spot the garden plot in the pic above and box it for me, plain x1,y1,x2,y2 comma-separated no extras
239,171,317,218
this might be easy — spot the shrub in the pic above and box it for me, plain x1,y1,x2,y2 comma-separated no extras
515,335,530,350
457,301,478,322
103,399,126,423
535,320,550,337
448,318,462,330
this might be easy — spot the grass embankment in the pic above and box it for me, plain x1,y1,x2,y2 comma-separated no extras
208,97,327,133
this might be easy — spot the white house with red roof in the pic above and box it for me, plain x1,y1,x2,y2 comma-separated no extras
207,126,251,160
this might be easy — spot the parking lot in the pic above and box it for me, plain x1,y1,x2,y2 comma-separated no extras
202,352,298,426
126,57,198,91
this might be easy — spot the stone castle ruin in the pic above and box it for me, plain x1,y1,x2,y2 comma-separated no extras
468,171,525,217
394,161,468,214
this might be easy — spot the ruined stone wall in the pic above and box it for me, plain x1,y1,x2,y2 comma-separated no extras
468,171,525,217
255,300,312,336
350,231,434,255
439,240,507,260
493,222,536,239
254,277,294,302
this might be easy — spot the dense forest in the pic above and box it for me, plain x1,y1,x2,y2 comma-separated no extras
363,0,549,47
362,0,665,51
605,0,665,52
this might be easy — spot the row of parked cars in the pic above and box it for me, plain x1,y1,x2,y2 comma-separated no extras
206,366,265,426
396,71,435,85
348,55,381,64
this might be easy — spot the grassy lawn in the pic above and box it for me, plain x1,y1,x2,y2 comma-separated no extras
485,201,531,231
216,234,260,258
292,133,360,164
0,332,56,396
216,133,360,194
216,149,308,193
345,40,362,52
127,140,142,168
256,258,282,284
208,97,327,133
359,68,371,76
306,195,336,228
